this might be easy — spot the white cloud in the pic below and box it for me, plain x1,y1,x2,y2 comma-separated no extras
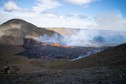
0,9,126,31
89,12,126,31
66,0,96,5
33,0,61,13
4,1,21,12
0,9,94,28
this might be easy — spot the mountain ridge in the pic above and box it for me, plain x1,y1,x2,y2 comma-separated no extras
0,19,60,45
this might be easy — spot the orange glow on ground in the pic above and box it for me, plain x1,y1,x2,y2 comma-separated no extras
51,43,61,47
63,46,75,48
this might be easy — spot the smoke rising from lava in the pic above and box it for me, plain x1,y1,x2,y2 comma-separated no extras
35,29,126,47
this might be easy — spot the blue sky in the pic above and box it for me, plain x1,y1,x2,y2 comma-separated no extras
0,0,126,31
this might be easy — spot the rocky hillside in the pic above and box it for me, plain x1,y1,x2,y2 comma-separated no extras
61,43,126,69
0,19,59,45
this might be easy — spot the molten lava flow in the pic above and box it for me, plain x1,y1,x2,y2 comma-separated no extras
63,46,75,48
51,43,75,48
37,41,75,48
51,43,61,47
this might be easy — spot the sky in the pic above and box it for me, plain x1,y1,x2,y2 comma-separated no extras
0,0,126,31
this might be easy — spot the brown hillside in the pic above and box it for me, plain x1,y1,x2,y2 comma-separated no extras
62,43,126,69
46,28,79,36
47,28,71,36
0,19,59,45
0,44,45,73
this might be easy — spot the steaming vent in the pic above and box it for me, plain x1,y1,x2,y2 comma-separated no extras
19,35,106,60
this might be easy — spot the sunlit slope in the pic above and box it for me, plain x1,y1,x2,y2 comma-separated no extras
0,19,59,45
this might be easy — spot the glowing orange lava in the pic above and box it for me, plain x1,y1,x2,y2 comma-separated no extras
51,43,61,47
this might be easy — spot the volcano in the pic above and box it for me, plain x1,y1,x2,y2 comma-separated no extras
0,19,60,45
18,38,106,59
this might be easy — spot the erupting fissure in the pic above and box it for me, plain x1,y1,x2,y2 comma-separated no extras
19,38,106,59
51,43,61,47
50,43,75,48
31,39,75,48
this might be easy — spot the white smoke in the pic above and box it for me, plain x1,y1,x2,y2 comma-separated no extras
35,34,65,45
35,29,126,47
71,48,105,61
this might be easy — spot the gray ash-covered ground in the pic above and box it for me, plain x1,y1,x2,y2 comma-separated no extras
0,65,126,84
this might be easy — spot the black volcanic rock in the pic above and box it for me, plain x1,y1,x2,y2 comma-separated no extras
0,19,60,45
18,38,105,59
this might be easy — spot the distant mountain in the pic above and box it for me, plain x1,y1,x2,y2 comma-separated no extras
0,19,59,45
61,43,126,69
46,28,76,36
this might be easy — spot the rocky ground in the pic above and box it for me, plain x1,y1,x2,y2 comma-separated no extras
0,65,126,84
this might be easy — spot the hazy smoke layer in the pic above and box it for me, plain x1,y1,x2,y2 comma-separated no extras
71,47,105,61
35,29,126,47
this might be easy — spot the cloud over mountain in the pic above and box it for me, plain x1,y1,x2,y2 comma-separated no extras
0,0,126,31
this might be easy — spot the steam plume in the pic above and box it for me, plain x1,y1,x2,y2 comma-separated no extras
35,29,126,47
